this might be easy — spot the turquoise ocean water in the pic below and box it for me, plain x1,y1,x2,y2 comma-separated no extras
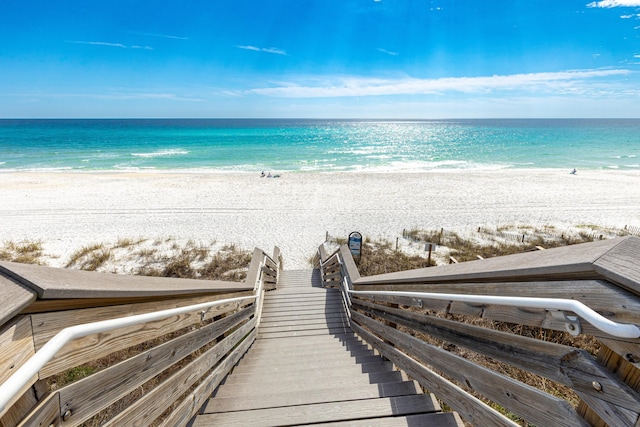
0,119,639,172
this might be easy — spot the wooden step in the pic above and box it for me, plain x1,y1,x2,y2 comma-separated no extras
193,394,441,426
216,369,406,391
207,380,422,412
241,344,374,361
227,360,396,382
309,412,465,427
234,354,384,373
258,327,351,338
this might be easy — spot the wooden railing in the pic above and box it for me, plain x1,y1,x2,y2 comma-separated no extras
0,247,281,427
316,237,640,427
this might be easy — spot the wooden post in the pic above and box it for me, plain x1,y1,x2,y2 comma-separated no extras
577,343,640,426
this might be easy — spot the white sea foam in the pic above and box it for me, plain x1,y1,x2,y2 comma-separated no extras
131,149,189,158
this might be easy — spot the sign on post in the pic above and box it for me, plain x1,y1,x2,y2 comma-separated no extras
348,232,362,257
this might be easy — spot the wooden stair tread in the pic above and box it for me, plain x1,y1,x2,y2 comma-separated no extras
194,394,441,427
207,380,421,412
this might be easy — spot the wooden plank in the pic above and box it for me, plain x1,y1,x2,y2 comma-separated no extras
354,237,624,286
195,394,440,426
213,370,405,397
0,387,38,427
340,244,361,282
577,344,640,427
0,317,37,420
207,380,421,413
0,275,36,329
594,236,640,296
15,393,60,427
231,355,384,375
598,338,640,369
158,328,257,427
249,332,359,347
56,306,253,426
0,261,250,299
258,327,351,339
316,412,464,427
354,299,640,411
32,294,253,378
0,316,36,391
104,319,256,427
222,364,402,387
351,322,520,427
352,311,586,427
245,248,264,289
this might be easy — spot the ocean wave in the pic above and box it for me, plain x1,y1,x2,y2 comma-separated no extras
131,149,189,158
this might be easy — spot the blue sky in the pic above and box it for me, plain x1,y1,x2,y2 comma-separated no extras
1,0,640,118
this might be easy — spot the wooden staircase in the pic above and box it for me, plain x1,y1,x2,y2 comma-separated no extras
192,269,463,426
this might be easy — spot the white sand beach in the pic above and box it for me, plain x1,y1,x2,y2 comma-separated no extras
1,169,639,269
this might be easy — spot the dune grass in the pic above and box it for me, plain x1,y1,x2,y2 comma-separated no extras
0,240,44,264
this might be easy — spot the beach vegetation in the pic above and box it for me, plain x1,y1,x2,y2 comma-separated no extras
65,244,113,271
355,238,433,275
114,237,144,249
0,240,44,264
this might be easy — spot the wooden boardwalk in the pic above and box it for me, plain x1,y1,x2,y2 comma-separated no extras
192,269,462,426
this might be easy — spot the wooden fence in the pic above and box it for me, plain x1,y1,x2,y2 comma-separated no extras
316,237,640,426
0,247,281,427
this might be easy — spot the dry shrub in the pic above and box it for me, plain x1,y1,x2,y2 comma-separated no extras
0,240,44,264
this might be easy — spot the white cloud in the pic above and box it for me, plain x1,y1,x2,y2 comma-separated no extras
68,40,152,50
129,31,188,40
587,0,640,8
68,41,127,48
377,48,399,56
248,69,632,98
236,45,288,55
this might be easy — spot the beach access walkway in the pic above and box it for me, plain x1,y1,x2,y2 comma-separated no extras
2,238,639,427
193,269,461,426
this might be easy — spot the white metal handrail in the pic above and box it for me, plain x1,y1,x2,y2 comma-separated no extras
0,294,257,416
349,290,640,339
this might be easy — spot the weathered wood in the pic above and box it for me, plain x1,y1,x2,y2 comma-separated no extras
352,311,586,427
195,394,440,426
159,328,257,427
215,369,405,394
317,412,464,427
598,338,640,371
0,387,38,427
0,261,250,299
578,344,640,427
57,306,253,426
245,248,265,289
594,236,640,295
354,237,626,286
353,298,640,411
207,380,420,413
104,319,256,427
350,322,520,427
0,275,36,329
15,393,60,427
340,244,361,282
33,294,254,378
0,317,37,421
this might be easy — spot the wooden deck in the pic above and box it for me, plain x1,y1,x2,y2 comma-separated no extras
192,269,463,427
